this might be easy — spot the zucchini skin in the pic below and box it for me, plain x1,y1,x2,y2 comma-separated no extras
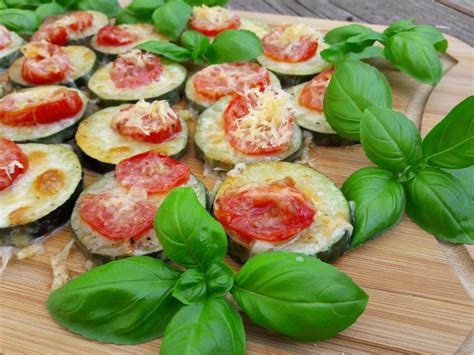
273,72,314,88
0,49,20,69
0,178,83,247
308,130,356,147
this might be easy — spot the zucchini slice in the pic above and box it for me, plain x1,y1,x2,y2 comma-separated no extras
8,45,96,87
0,143,83,247
0,30,24,69
185,69,281,112
239,18,271,38
287,82,354,146
75,104,188,172
87,59,186,106
0,86,89,143
213,162,352,262
62,11,109,45
194,95,303,170
71,171,206,262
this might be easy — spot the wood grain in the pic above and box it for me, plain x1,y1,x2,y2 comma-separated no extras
1,12,473,354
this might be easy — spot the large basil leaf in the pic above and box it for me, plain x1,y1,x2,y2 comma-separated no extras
342,167,405,249
155,187,227,269
152,0,192,41
384,32,442,85
444,167,474,201
160,298,245,355
382,19,416,39
181,30,210,64
409,25,448,53
360,106,422,171
324,24,378,45
422,96,474,169
116,8,152,24
205,261,234,298
206,30,263,64
232,252,368,342
36,2,66,20
128,0,165,15
74,0,120,17
136,40,192,62
4,0,43,8
173,268,207,305
405,168,474,244
0,1,6,9
0,8,40,34
47,257,182,344
184,0,229,5
323,59,392,141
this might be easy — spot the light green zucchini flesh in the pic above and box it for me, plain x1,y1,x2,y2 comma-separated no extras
213,162,353,262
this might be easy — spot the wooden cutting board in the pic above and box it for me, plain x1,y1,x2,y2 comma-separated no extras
1,11,473,354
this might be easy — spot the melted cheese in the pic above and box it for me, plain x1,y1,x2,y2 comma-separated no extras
118,49,157,68
276,24,319,45
192,5,234,24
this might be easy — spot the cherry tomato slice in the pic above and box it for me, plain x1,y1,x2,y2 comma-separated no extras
193,62,271,100
116,151,190,194
0,138,28,192
110,51,162,89
31,23,69,46
262,26,318,63
0,25,12,51
190,7,240,37
0,88,83,127
299,68,334,112
97,25,138,46
215,177,315,242
80,188,156,241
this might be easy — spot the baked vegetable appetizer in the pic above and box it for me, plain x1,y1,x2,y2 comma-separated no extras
0,86,88,143
31,11,109,46
90,24,168,57
257,24,332,86
213,162,352,262
194,86,303,170
189,5,270,38
0,138,82,247
8,42,96,87
71,151,206,262
0,25,24,69
185,62,281,111
287,68,353,145
88,50,186,106
76,99,188,172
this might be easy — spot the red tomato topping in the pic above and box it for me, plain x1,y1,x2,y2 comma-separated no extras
116,151,190,194
0,25,12,51
0,138,28,192
215,177,315,242
31,24,68,46
299,68,334,112
223,88,294,155
97,25,138,46
190,6,240,37
31,12,93,45
61,11,94,33
193,62,271,100
110,50,163,89
262,25,319,63
114,100,181,143
80,188,156,241
21,42,70,85
0,88,83,127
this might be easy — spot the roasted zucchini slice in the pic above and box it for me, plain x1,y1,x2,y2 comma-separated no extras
0,27,24,69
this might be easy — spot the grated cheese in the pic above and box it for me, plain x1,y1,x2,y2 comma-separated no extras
118,49,156,68
276,24,319,45
50,239,74,290
192,5,234,24
0,160,23,180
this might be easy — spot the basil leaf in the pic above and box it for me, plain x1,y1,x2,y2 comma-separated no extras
155,187,227,269
205,261,234,298
360,106,422,171
152,0,192,41
232,252,368,342
0,1,6,10
173,269,207,305
184,0,229,5
4,0,43,9
181,30,209,64
384,32,442,85
47,256,182,344
161,298,245,355
444,167,474,201
405,168,474,244
0,9,40,34
116,8,152,24
206,29,263,64
324,24,377,45
136,40,192,62
74,0,120,17
36,2,65,20
342,167,405,248
346,46,384,60
422,96,474,169
382,19,416,39
323,59,392,141
410,25,448,53
55,0,75,7
128,0,165,15
321,41,381,63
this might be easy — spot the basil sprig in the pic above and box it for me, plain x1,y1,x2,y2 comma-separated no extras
48,187,368,352
321,19,447,85
0,8,40,34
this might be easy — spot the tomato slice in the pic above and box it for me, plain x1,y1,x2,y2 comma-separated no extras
21,42,70,85
0,88,83,127
97,25,138,46
116,151,190,194
114,100,181,143
0,138,28,192
110,50,163,89
299,68,334,112
215,177,315,242
262,25,319,63
0,25,12,51
223,88,294,155
193,62,271,100
31,23,69,46
80,187,156,241
190,6,240,37
58,11,94,33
